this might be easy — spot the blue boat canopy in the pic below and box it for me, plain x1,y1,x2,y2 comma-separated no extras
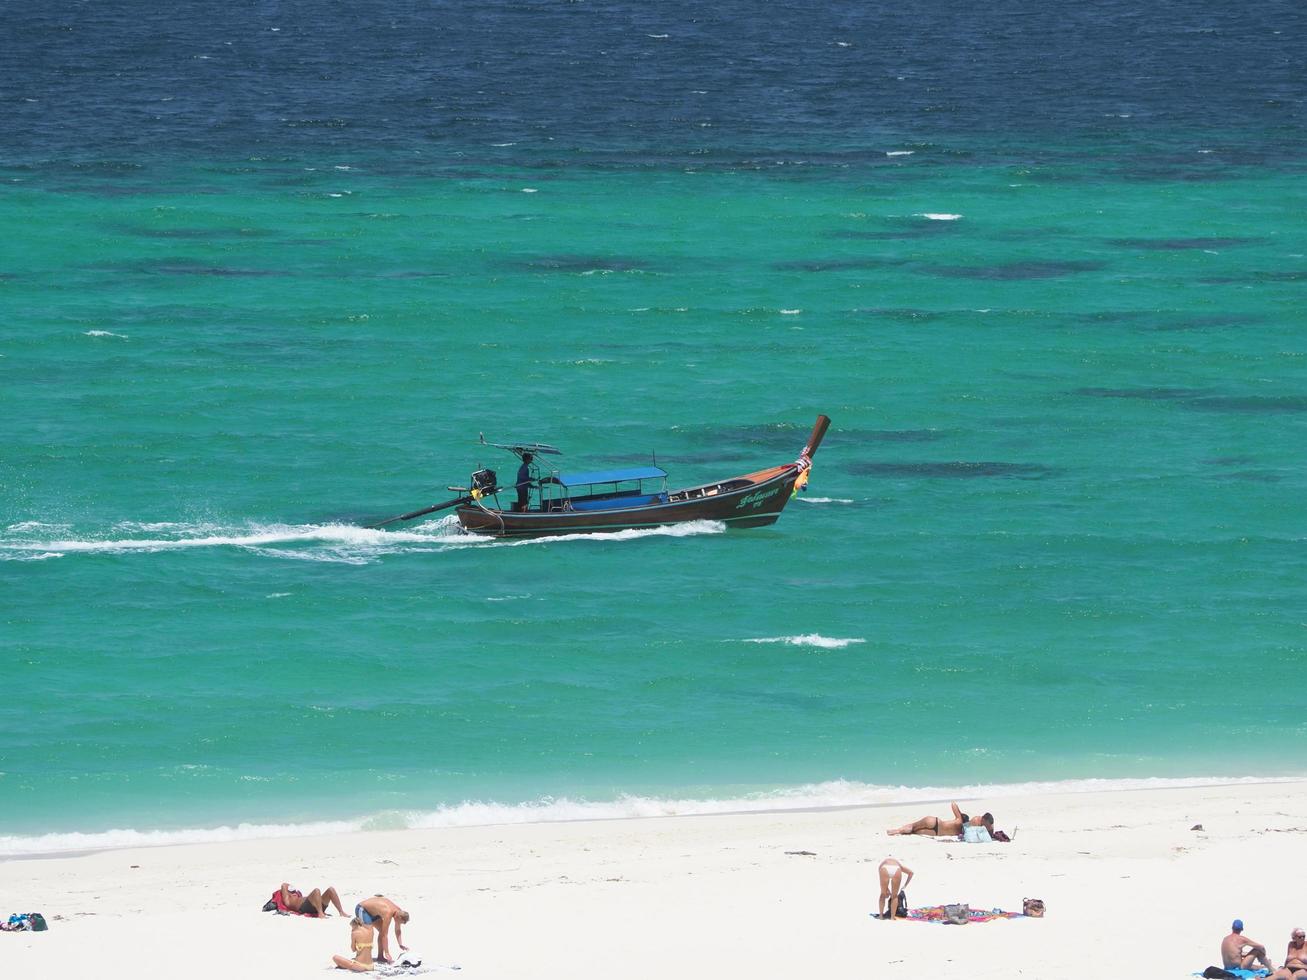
556,466,667,488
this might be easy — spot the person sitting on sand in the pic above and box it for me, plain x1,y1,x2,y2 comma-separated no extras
277,882,346,918
888,802,990,838
332,916,376,973
1266,927,1307,979
355,895,410,964
875,858,913,920
1222,919,1273,973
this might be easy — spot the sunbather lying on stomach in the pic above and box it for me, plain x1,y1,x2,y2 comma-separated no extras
888,802,993,838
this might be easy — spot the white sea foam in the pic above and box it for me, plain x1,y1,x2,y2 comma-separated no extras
0,515,724,561
84,330,128,338
915,212,962,221
2,775,1296,857
796,497,854,504
0,520,461,562
742,634,866,649
886,150,914,157
441,519,726,550
779,309,802,315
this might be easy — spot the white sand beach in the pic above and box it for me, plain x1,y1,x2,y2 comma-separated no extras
4,780,1305,979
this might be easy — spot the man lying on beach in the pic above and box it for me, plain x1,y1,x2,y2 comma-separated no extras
1221,919,1273,973
1266,927,1307,979
355,895,410,964
276,882,346,917
888,802,993,838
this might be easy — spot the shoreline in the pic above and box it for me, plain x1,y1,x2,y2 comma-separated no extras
5,772,1304,861
6,780,1307,979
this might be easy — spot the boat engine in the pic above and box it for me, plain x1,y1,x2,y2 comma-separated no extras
470,468,497,494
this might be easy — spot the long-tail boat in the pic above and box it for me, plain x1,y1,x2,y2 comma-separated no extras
372,415,830,539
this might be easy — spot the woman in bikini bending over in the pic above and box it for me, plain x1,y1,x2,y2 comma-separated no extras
876,858,914,920
332,917,376,973
888,802,978,837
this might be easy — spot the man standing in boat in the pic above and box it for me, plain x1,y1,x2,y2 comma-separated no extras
514,452,534,512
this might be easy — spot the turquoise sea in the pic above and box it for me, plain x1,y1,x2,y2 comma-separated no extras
3,2,1306,854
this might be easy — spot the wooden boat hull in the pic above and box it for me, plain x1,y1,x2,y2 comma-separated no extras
456,464,804,538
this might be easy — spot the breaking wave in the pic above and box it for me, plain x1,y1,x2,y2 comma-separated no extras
1,775,1295,857
741,635,866,649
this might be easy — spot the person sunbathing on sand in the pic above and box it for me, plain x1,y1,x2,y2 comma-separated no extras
332,916,376,973
278,882,346,917
1222,919,1273,973
355,895,410,964
875,858,913,920
888,802,991,838
1266,927,1307,979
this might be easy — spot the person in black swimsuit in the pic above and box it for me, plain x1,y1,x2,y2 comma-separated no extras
278,882,346,917
888,802,987,837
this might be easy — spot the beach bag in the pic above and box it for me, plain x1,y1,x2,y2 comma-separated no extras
894,890,909,917
262,898,279,912
962,824,992,843
1022,898,1045,918
992,830,1011,842
943,903,970,925
1201,968,1239,979
28,913,47,932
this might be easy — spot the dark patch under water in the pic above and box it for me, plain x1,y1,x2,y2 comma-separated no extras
1074,386,1209,401
1218,470,1283,483
110,224,274,241
1106,236,1265,250
145,261,289,278
511,255,652,273
925,260,1107,280
1074,388,1307,413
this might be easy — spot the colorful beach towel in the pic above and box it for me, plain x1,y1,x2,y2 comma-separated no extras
906,905,1024,924
1191,969,1269,979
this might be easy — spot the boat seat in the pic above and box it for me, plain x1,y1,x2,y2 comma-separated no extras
568,493,666,511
